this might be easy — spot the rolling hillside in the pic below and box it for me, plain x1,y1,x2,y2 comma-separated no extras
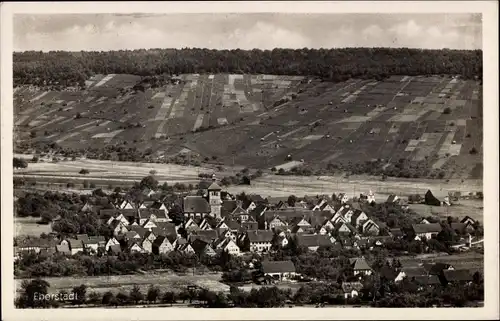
14,73,483,179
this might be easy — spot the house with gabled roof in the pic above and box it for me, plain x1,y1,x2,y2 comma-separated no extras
105,237,120,251
389,228,404,238
107,244,121,255
118,199,135,210
460,216,477,226
183,195,211,219
141,237,154,253
191,239,216,257
420,218,431,224
247,230,274,253
350,257,373,276
318,219,335,235
240,215,258,231
386,194,400,204
142,218,158,229
261,260,297,281
221,200,238,218
110,219,129,237
184,217,200,231
150,200,168,211
460,216,477,233
56,243,71,255
362,219,380,236
82,236,105,253
219,238,240,256
231,205,250,221
199,217,218,230
351,210,369,228
265,215,287,230
241,199,257,213
249,204,267,218
395,267,428,282
129,242,145,253
128,225,149,239
412,223,442,240
337,193,349,204
152,235,174,255
68,238,84,255
333,221,357,235
188,230,219,244
295,234,333,251
139,200,155,209
177,242,196,254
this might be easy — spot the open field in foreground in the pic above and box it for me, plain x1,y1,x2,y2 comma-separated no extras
15,272,229,295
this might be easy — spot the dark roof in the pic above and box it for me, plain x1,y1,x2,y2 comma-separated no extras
424,190,441,206
207,181,222,190
153,222,177,236
83,236,106,244
247,230,274,243
379,266,398,280
261,260,296,274
68,238,83,249
412,223,442,234
389,228,404,237
221,200,237,217
341,282,364,292
183,196,211,213
76,234,90,241
139,208,168,219
296,234,332,248
152,235,171,247
450,223,467,233
108,244,122,254
249,204,267,216
56,244,71,254
412,275,441,285
191,238,212,255
401,267,427,278
128,225,149,238
443,270,473,282
200,217,218,229
334,221,357,233
460,216,477,224
423,263,454,275
248,194,266,203
386,195,399,203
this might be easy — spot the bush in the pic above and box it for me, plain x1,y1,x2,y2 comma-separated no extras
469,147,478,154
79,169,90,175
443,107,452,114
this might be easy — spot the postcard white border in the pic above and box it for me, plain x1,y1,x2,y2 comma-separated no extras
1,1,498,320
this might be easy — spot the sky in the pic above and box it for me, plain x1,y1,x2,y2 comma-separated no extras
13,13,482,52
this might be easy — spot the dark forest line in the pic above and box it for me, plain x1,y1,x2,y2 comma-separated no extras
14,48,482,87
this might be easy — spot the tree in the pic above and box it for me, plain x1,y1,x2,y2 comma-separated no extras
287,195,297,207
79,168,90,175
169,204,184,225
161,291,177,305
101,291,114,305
13,157,28,169
149,169,157,176
146,285,160,304
469,147,478,155
72,284,87,305
129,285,144,304
87,291,101,305
443,107,452,114
15,279,51,308
139,175,159,190
116,292,129,306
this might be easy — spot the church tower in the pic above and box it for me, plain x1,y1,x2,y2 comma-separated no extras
207,175,222,220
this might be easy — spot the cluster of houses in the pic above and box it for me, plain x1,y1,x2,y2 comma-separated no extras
253,256,478,299
15,179,480,262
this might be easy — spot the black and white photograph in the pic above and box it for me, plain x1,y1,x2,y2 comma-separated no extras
1,2,498,320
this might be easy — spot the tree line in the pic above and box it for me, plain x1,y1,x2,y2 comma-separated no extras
14,48,482,87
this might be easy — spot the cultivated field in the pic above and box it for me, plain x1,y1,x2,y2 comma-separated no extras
15,272,229,295
410,200,483,223
14,74,483,179
15,217,52,236
398,252,484,273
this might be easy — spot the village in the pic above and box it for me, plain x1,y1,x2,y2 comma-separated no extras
14,172,484,308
